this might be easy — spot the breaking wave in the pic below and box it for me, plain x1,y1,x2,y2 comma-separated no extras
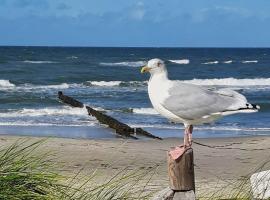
223,60,233,64
2,78,269,92
242,60,258,64
169,59,190,64
0,83,71,91
0,106,88,118
182,78,270,86
0,80,15,88
23,60,58,64
132,108,158,115
89,81,122,87
202,61,219,64
99,61,146,67
88,78,270,88
87,81,147,87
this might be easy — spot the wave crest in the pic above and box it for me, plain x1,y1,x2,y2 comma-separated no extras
242,60,258,63
202,61,219,64
169,59,190,64
182,78,270,86
23,60,58,64
87,81,147,87
0,80,15,88
132,108,158,115
0,106,88,118
99,61,146,67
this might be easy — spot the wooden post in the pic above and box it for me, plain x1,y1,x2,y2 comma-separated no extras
167,148,195,191
151,148,195,200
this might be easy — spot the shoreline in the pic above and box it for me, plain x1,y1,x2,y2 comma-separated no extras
1,124,269,140
0,134,269,196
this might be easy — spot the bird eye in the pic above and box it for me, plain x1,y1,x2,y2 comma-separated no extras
157,62,162,67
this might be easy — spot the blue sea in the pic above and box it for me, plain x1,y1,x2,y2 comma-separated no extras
0,47,269,139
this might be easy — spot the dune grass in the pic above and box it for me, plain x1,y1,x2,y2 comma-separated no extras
198,160,270,200
0,139,157,200
0,139,66,199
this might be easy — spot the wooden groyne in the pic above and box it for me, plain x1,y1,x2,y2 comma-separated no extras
58,91,162,140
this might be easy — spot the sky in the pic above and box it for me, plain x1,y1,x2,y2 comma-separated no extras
0,0,270,47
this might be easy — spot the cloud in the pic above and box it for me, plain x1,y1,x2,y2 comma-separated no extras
0,0,270,47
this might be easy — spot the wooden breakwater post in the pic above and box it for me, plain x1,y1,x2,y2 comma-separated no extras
58,91,162,140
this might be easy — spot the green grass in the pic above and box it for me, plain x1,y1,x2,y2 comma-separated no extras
0,139,66,199
0,139,157,200
198,160,270,200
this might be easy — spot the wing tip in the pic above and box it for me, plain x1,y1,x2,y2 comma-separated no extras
248,103,260,110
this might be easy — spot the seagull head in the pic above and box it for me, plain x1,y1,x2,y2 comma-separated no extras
141,58,167,75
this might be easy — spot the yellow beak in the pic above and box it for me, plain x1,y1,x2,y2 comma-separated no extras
141,66,151,73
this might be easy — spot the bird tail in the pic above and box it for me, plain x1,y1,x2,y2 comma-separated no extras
244,103,260,110
221,103,260,116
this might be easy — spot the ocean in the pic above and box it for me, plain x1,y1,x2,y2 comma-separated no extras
0,47,269,139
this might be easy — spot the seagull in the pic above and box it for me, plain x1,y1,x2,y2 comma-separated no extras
141,58,260,160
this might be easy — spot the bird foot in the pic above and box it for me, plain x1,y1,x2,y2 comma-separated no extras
169,145,190,160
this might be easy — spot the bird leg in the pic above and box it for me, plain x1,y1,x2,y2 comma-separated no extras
187,125,193,146
169,125,192,160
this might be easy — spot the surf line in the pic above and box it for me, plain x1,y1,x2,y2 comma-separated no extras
58,91,162,140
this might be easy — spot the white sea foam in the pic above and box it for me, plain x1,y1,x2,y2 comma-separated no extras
182,78,270,86
31,83,70,90
87,81,147,87
223,60,233,64
0,122,96,126
242,60,258,63
129,124,270,132
0,80,15,88
202,61,219,64
196,127,270,132
0,106,88,118
89,81,122,87
23,60,58,64
0,82,73,91
99,61,146,67
88,78,270,88
169,59,190,64
132,108,158,115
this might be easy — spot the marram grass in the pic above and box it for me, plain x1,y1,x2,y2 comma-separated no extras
0,139,67,199
198,160,270,200
0,139,157,200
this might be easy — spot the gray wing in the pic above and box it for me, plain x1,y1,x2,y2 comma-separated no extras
162,81,248,120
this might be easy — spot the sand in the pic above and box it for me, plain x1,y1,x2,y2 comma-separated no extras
0,135,269,197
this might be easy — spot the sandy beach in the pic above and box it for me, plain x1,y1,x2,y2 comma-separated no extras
0,135,269,197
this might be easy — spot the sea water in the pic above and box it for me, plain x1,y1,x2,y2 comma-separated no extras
0,47,269,139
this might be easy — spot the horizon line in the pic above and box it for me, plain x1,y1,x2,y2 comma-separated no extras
0,45,270,49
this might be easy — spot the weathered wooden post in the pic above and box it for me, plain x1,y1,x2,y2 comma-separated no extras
167,148,195,200
151,148,195,200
